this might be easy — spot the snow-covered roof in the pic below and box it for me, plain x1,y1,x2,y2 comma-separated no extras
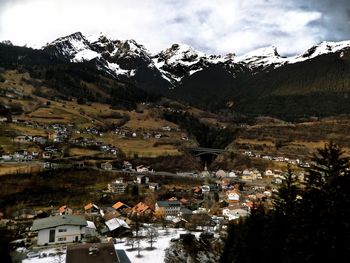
105,218,130,231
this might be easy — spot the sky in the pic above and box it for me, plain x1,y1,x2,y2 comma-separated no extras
0,0,350,56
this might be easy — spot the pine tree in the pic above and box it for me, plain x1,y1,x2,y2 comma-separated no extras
307,141,349,188
273,165,299,218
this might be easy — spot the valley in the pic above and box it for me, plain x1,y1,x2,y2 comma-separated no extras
1,33,350,263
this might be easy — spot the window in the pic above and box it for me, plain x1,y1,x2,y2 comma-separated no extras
58,229,67,232
58,237,66,241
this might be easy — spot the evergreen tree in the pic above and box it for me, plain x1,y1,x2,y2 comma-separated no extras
306,141,349,188
273,165,299,218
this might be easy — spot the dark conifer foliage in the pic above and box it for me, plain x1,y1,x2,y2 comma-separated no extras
222,142,350,263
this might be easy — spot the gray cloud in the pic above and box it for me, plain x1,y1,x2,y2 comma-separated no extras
0,0,349,56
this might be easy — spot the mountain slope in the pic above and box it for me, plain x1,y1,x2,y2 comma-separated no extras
4,32,350,118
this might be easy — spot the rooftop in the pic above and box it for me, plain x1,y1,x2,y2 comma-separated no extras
156,200,181,207
66,243,122,263
32,215,87,231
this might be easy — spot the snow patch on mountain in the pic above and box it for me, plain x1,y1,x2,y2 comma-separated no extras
73,49,100,62
236,46,288,70
44,32,350,85
236,41,350,71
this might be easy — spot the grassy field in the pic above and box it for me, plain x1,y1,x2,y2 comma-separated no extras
68,147,101,157
100,133,181,158
0,162,43,176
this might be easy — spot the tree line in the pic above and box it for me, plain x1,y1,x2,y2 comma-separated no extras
163,111,237,149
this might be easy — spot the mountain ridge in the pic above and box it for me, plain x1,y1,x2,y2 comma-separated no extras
2,32,350,119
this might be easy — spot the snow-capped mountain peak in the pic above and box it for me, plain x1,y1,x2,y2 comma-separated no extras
299,40,350,59
235,46,287,70
43,32,350,87
45,32,100,62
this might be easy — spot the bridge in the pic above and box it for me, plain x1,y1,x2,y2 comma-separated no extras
187,147,227,156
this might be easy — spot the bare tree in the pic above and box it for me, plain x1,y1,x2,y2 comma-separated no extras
146,226,159,249
136,236,143,257
126,236,136,250
52,250,64,263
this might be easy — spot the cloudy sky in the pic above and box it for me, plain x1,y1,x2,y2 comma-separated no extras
0,0,349,56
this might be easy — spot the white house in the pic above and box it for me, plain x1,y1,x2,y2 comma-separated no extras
228,171,237,178
265,169,274,176
222,208,250,221
227,190,240,201
155,200,181,216
32,215,87,246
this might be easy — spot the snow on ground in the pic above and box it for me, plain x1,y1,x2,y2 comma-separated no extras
21,247,66,263
114,227,198,263
20,228,198,263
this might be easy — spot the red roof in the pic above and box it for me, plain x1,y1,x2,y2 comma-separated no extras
59,205,67,213
132,202,151,214
84,203,93,210
112,201,127,210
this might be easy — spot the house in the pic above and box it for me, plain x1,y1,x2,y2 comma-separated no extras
31,215,87,245
201,185,210,193
85,221,97,237
222,208,250,221
149,182,160,191
108,179,127,194
1,155,12,161
12,208,37,220
42,152,52,159
105,218,131,238
122,161,133,170
112,201,129,211
101,162,113,171
227,190,240,201
103,210,121,221
14,135,31,143
241,169,256,181
136,175,149,184
215,170,227,177
33,136,48,145
155,200,181,216
228,171,237,178
130,202,153,217
66,243,128,263
265,169,274,176
209,183,221,192
84,203,100,215
179,207,193,220
31,151,40,157
136,165,151,173
58,205,73,215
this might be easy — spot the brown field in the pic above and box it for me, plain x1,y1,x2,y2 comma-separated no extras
68,147,101,157
0,163,43,176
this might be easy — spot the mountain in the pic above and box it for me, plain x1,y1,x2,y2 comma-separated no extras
3,32,350,118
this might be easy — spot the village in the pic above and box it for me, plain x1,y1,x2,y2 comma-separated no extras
0,151,301,263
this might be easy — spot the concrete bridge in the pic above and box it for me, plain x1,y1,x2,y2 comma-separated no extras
187,147,227,156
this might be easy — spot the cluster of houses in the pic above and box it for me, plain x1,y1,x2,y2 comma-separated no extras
243,151,310,167
107,174,159,194
114,127,164,140
71,137,119,155
210,167,304,184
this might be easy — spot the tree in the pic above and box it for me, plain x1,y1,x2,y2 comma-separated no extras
273,165,299,218
154,208,167,229
307,141,349,188
126,236,136,250
136,236,143,257
286,142,350,263
146,226,159,249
